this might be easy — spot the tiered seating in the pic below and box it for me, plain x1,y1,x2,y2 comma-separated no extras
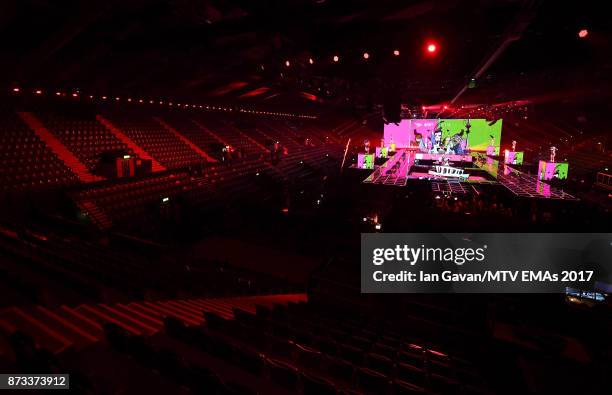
158,115,224,161
192,301,487,394
108,114,204,169
75,172,193,224
0,294,306,354
274,146,341,182
40,114,131,171
197,117,266,158
0,114,78,192
258,120,306,152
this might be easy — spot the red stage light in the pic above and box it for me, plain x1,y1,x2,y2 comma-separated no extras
426,43,437,54
285,60,290,67
393,49,400,56
309,58,314,64
363,52,369,59
578,29,588,38
333,55,339,62
35,90,42,95
12,87,20,92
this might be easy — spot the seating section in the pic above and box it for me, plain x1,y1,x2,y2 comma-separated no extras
0,223,301,308
0,297,487,394
40,114,131,172
0,114,78,191
159,115,224,161
107,114,203,169
260,120,309,151
73,157,275,229
274,146,342,183
187,301,488,394
75,172,193,225
196,117,267,158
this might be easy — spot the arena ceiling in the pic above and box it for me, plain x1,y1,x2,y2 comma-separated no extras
1,0,610,112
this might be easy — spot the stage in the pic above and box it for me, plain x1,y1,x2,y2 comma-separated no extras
358,149,577,201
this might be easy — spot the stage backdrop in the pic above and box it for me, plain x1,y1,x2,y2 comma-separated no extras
384,119,502,153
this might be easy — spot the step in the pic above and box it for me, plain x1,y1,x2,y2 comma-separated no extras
75,305,142,336
154,302,203,323
97,304,159,335
1,307,72,354
34,306,99,348
96,115,166,172
142,302,201,326
55,306,104,340
17,112,101,183
191,120,229,146
154,117,217,162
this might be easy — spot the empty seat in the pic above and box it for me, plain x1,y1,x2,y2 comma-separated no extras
266,358,299,391
302,372,337,395
393,379,425,395
324,356,355,383
356,367,390,395
396,363,426,388
366,353,394,376
234,346,264,376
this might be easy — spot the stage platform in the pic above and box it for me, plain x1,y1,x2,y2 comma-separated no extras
361,150,578,201
363,150,414,186
473,154,578,200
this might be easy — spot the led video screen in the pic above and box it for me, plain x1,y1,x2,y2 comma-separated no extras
538,161,569,180
383,119,503,155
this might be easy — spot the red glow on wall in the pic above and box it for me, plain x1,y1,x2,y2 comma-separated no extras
300,92,318,101
239,87,270,98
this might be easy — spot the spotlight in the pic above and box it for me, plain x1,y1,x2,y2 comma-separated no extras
285,60,290,67
333,55,339,62
309,58,314,64
363,52,369,59
393,49,400,56
35,90,42,95
578,29,588,38
426,42,437,54
12,87,20,92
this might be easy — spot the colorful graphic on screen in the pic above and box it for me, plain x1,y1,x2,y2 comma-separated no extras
538,161,569,180
357,153,375,169
375,147,388,158
383,119,502,155
382,119,411,148
504,151,524,165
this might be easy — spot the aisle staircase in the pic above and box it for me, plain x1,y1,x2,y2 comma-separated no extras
191,119,229,146
18,112,101,183
78,200,112,230
96,115,166,172
154,117,218,162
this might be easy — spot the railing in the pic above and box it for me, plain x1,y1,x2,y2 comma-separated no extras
595,172,611,190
